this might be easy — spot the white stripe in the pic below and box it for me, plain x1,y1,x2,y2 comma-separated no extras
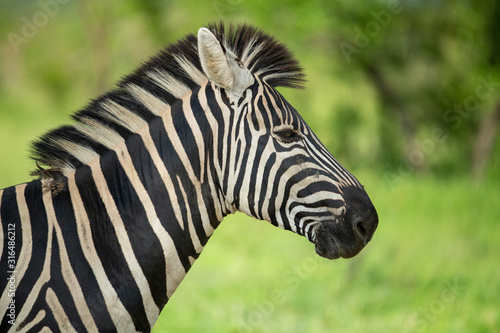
174,54,208,86
160,97,215,237
214,88,236,208
137,127,185,231
45,288,77,333
15,187,54,329
74,117,124,150
0,185,32,321
196,85,227,220
66,173,135,331
17,310,45,333
100,100,147,132
49,200,99,331
262,83,285,123
240,37,261,68
114,140,186,299
90,162,159,325
148,69,191,99
181,93,207,189
53,139,99,166
251,139,276,220
175,174,202,255
264,154,316,231
126,84,170,116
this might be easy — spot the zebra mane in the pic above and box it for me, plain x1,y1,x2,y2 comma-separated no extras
30,22,305,176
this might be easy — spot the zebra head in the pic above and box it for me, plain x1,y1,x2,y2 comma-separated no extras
198,25,378,260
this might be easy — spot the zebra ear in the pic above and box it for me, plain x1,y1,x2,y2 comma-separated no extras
197,28,254,97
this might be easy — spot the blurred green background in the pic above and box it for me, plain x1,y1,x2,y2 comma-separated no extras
1,1,499,332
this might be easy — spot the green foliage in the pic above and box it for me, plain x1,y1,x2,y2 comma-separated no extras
1,1,499,185
0,2,498,332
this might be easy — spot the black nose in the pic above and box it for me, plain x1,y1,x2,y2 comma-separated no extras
344,186,378,244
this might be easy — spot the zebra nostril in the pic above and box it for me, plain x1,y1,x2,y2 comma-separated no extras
352,217,375,244
356,221,367,238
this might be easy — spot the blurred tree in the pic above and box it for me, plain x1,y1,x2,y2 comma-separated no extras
328,0,500,179
78,1,112,95
471,0,500,180
0,0,498,187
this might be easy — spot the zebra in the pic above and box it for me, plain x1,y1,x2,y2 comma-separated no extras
0,23,378,332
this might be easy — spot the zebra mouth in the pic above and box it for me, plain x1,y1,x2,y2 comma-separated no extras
313,224,342,260
312,222,359,260
315,239,341,260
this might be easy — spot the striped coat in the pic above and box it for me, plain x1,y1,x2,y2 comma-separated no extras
0,23,378,332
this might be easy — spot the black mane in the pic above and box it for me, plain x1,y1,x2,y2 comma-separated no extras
30,22,305,175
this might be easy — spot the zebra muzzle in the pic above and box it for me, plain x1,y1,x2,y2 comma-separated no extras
312,188,378,260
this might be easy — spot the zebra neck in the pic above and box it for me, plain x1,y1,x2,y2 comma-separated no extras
1,85,232,330
73,90,228,298
15,90,230,328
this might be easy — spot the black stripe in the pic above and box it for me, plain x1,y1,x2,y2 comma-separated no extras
20,285,54,331
99,151,155,332
52,177,115,330
232,123,252,212
109,90,156,123
250,106,261,131
76,164,149,332
191,87,222,228
73,98,133,139
125,130,179,306
47,180,87,330
268,155,312,230
232,102,248,140
6,181,49,330
263,85,280,126
18,234,86,331
149,116,210,253
170,99,201,180
257,153,276,222
264,84,289,124
197,84,239,222
296,180,341,199
256,94,271,131
247,135,270,219
217,90,234,197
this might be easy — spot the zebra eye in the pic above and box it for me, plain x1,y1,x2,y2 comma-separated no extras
274,129,300,142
